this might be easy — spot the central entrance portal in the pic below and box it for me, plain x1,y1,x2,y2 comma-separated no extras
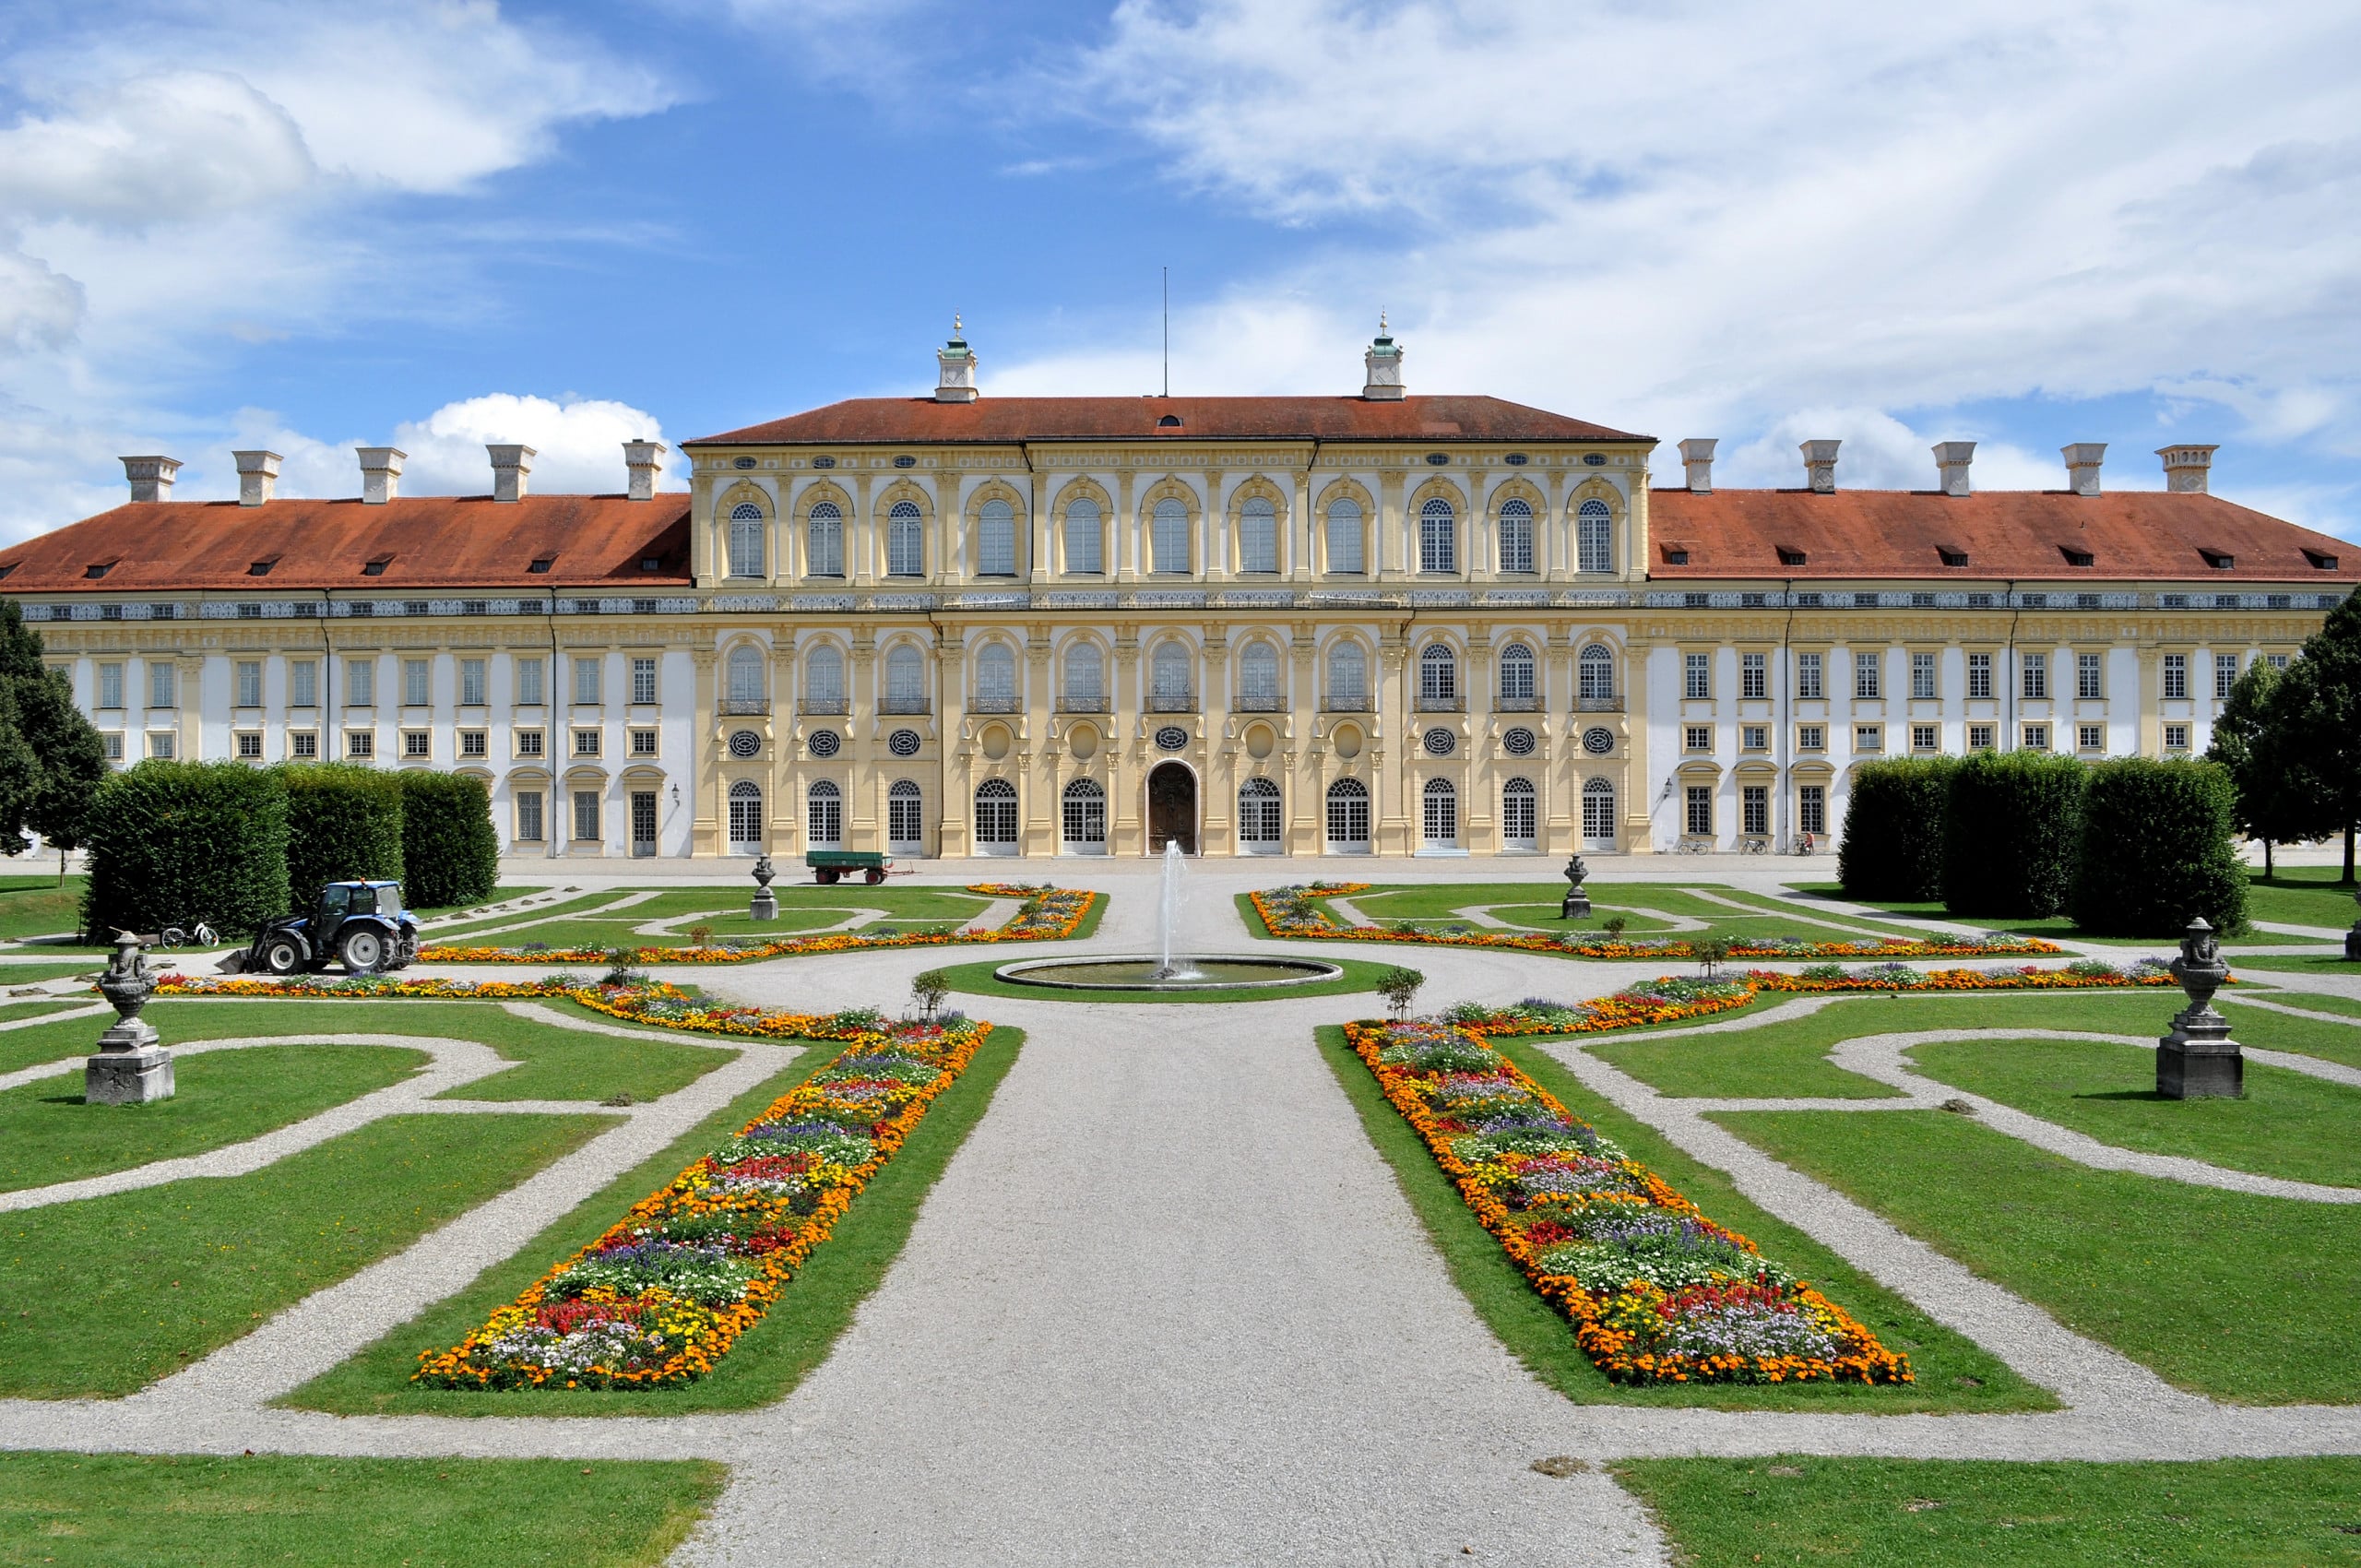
1146,762,1197,855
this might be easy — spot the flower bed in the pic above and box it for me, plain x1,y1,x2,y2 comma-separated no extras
1252,886,2056,960
416,884,1097,964
1346,1015,1910,1386
412,1005,990,1390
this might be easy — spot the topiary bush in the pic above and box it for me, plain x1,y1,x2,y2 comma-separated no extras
279,763,405,907
1837,756,1958,902
2069,757,2248,936
1940,751,2086,918
80,760,290,940
397,769,500,909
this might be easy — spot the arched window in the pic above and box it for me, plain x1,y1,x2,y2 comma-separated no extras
974,642,1016,712
1061,778,1107,848
1576,498,1614,575
978,497,1016,576
1239,776,1282,845
726,643,765,706
887,778,924,849
1152,496,1190,574
1325,777,1370,848
727,778,763,851
806,500,844,577
1239,495,1278,573
1063,641,1105,709
1239,641,1279,709
1325,497,1365,574
728,503,766,578
1422,777,1458,846
1418,496,1456,573
1418,642,1457,706
1327,641,1368,707
1579,643,1616,705
887,500,924,576
1064,497,1103,574
804,643,845,708
1498,497,1535,574
1501,776,1537,848
1582,776,1617,847
884,643,925,711
1151,641,1192,709
1499,642,1536,705
974,777,1018,847
806,778,842,848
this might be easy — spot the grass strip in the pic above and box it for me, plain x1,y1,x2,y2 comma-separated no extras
0,1451,723,1568
0,1111,613,1398
2223,953,2361,975
936,954,1396,1004
1589,1032,1904,1100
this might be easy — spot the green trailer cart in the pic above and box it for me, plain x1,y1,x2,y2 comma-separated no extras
804,849,892,885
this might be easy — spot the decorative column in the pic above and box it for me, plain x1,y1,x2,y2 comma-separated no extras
1289,632,1320,854
1203,469,1226,583
1202,628,1232,853
1379,469,1406,579
851,470,875,588
1116,468,1138,584
1622,636,1655,852
1465,635,1494,853
1378,639,1411,853
1290,467,1314,584
848,636,878,851
1023,630,1054,856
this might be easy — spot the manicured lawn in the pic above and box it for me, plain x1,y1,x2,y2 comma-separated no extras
1613,1455,2361,1567
288,1024,1025,1417
1584,1031,1904,1100
2236,991,2361,1022
1710,1107,2361,1403
0,873,85,941
937,954,1396,1004
0,1044,428,1192
1782,879,2327,948
2244,867,2361,931
409,883,541,918
1297,881,1933,943
0,1451,723,1567
1313,1024,2048,1413
2225,952,2361,976
427,885,1002,948
0,1111,612,1397
1906,1036,2361,1187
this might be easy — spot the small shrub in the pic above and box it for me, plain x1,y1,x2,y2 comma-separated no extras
1838,757,1959,902
1691,934,1733,978
684,923,715,946
1601,915,1630,940
1940,751,2086,918
1376,965,1426,1020
2068,756,2248,936
397,770,500,909
278,763,404,907
911,968,951,1020
81,761,290,939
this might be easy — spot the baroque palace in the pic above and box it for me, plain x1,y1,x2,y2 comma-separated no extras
3,326,2354,861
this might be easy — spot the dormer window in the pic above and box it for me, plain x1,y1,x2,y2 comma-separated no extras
528,557,554,574
1664,548,1690,565
2305,549,2341,570
1157,414,1183,428
2201,549,2235,570
85,563,111,579
2060,547,2094,567
640,555,663,571
247,560,275,576
1939,547,1970,567
0,564,16,581
1776,546,1808,567
362,557,390,576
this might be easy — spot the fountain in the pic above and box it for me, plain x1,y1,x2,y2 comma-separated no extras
995,841,1343,992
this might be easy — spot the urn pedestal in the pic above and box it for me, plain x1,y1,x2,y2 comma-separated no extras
749,855,778,922
2159,917,2241,1099
86,933,173,1105
1559,854,1592,921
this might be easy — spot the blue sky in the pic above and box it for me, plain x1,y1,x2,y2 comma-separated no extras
2,0,2356,544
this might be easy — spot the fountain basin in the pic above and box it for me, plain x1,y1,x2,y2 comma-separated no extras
994,955,1344,992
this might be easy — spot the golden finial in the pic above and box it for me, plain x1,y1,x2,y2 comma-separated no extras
1379,310,1388,335
953,313,963,338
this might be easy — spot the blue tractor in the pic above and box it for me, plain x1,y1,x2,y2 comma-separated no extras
235,880,421,976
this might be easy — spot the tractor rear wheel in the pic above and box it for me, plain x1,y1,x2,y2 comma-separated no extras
864,867,885,885
339,927,386,975
260,937,304,976
817,868,840,885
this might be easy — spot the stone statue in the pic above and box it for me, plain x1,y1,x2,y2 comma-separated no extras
750,854,778,922
1560,853,1592,921
2158,916,2241,1099
87,931,174,1105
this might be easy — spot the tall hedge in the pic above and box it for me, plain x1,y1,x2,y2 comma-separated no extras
397,770,499,909
80,761,290,940
1940,751,2086,918
279,763,405,906
1837,756,1958,901
2068,757,2248,936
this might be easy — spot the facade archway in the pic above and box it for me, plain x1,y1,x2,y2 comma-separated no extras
1062,777,1108,853
1325,777,1370,852
973,778,1019,855
806,779,843,849
1146,761,1197,854
1238,775,1283,852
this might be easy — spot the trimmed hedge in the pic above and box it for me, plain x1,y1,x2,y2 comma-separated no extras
279,763,405,905
81,761,290,940
1836,756,1957,902
1940,751,2086,918
2069,757,2248,936
397,769,499,909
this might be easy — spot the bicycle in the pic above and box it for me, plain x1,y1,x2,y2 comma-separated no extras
155,921,219,949
1738,837,1770,855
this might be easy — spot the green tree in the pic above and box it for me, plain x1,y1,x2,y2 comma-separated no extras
2206,660,2330,878
2280,592,2361,885
0,601,107,875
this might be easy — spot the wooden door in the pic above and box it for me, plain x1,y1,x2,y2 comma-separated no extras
1147,763,1197,854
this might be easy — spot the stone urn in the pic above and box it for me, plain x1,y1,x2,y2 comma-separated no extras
750,854,778,922
1560,853,1592,921
87,931,174,1105
2158,916,2241,1099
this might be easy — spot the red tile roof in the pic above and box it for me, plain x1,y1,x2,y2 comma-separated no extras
688,395,1645,445
1646,488,2357,584
0,494,690,594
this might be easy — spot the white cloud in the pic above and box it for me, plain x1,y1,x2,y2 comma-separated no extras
382,393,682,497
0,71,314,226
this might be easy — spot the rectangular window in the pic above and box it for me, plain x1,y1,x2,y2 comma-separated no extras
1741,724,1768,751
2214,653,2239,698
2077,652,2103,699
2022,651,2047,699
235,660,262,708
348,659,374,707
1856,723,1883,753
2078,723,2104,751
235,731,263,759
149,662,175,708
1968,722,1996,751
347,731,374,759
1683,652,1710,700
1853,651,1880,699
1966,652,1992,699
2267,653,2289,671
1798,784,1825,837
290,731,317,758
2162,653,2188,700
573,656,601,705
460,659,488,707
516,729,544,758
516,790,544,842
630,657,658,706
1911,723,1939,751
1911,651,1937,700
403,658,430,707
291,659,317,708
1794,651,1822,700
2164,723,2190,752
516,656,545,706
1741,785,1768,837
2023,722,2050,751
402,730,430,759
103,731,125,761
98,662,125,709
1740,651,1766,699
630,727,658,757
1684,724,1712,753
459,730,487,758
1684,784,1713,837
148,731,174,760
573,728,601,758
573,790,600,842
1797,724,1824,752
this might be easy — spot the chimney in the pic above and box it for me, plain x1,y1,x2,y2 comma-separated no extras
232,449,282,506
623,439,667,501
934,315,979,403
487,444,536,503
1932,440,1975,496
1361,313,1405,400
1678,437,1717,493
2061,442,2106,496
357,446,405,505
1799,439,1841,493
121,456,181,504
2158,444,2217,494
